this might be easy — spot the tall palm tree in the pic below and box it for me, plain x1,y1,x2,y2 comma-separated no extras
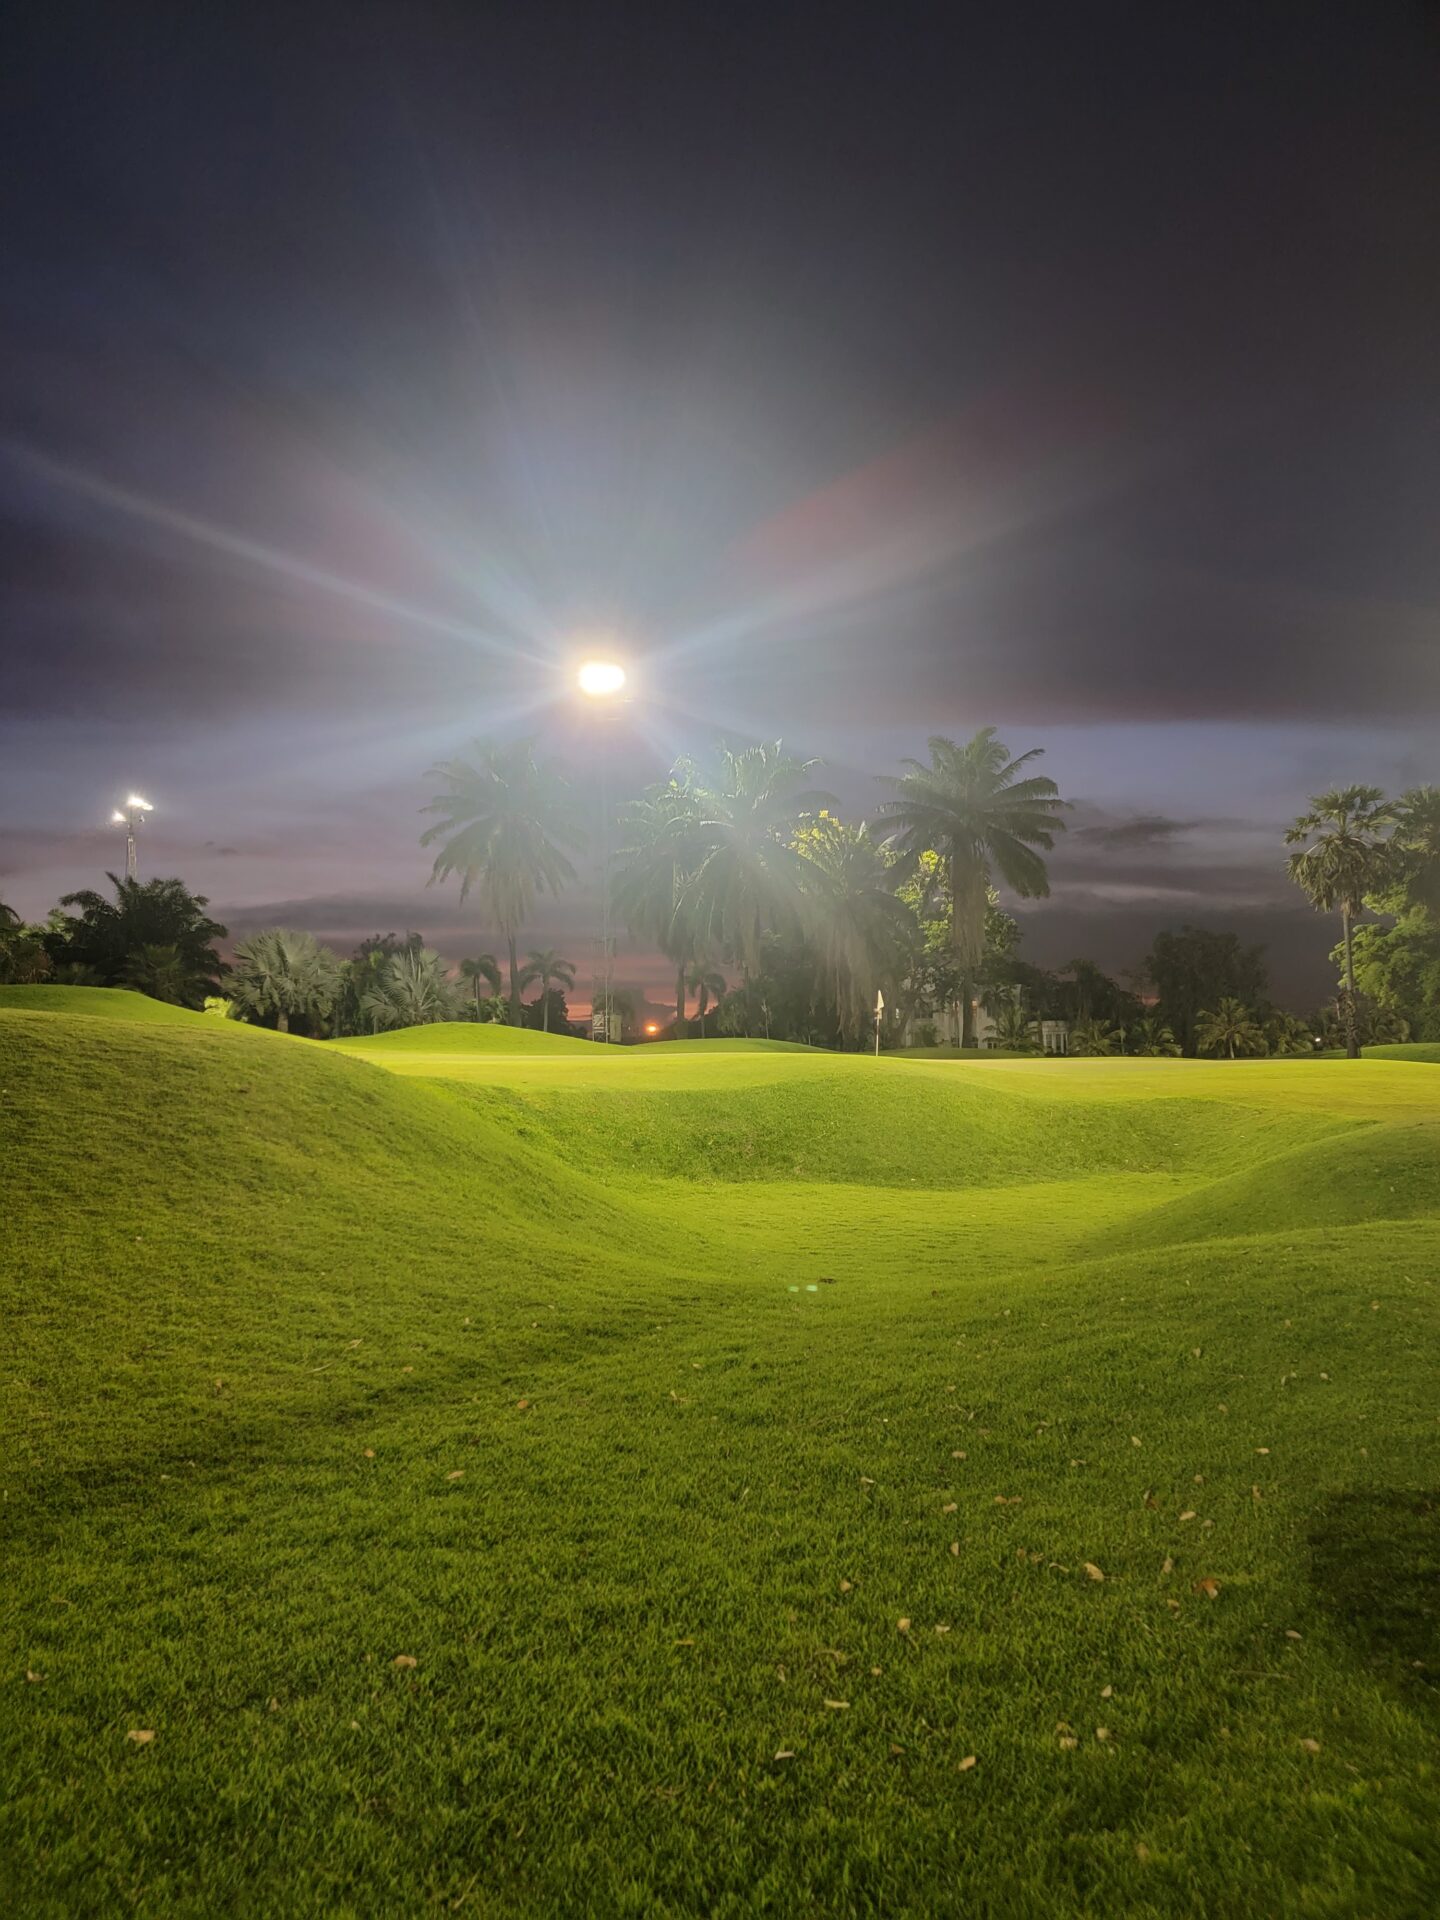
517,949,576,1031
1392,786,1440,914
421,740,583,1026
686,963,727,1038
678,743,834,979
1067,1017,1121,1057
1285,786,1396,1059
795,814,913,1045
1195,998,1267,1060
992,999,1039,1052
877,730,1065,1045
613,773,702,1033
459,953,502,1015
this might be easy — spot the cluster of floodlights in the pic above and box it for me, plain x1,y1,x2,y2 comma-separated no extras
111,794,153,877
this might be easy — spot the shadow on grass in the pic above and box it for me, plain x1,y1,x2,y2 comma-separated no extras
1310,1491,1440,1709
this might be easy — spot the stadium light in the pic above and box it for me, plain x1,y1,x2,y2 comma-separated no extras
112,793,154,878
577,659,626,698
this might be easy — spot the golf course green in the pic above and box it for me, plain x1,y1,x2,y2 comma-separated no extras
4,987,1438,1916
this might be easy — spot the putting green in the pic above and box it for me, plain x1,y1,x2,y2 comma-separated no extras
3,992,1438,1916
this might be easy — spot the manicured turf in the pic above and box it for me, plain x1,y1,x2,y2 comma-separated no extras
4,992,1439,1916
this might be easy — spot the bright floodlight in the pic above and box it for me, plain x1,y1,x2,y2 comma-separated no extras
126,794,153,811
577,660,626,698
111,810,127,823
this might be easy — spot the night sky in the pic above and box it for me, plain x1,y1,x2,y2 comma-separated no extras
3,2,1438,1010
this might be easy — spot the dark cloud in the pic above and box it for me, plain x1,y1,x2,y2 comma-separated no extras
1070,814,1204,850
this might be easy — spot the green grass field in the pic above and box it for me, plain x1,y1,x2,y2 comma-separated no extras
4,990,1438,1916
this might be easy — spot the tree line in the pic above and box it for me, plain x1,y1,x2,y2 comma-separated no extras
2,741,1434,1054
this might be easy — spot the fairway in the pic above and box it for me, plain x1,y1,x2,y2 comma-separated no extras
4,993,1440,1917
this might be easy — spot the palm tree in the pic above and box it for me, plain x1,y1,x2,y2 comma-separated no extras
1264,1011,1317,1057
686,963,727,1038
122,942,200,1006
678,743,834,979
1067,1017,1121,1056
795,815,913,1045
877,729,1066,1047
459,954,502,1018
422,741,583,1026
1130,1016,1181,1057
1285,786,1396,1059
229,928,343,1034
1391,786,1440,914
992,999,1039,1052
57,873,226,1005
359,948,457,1031
1195,998,1267,1060
517,949,576,1032
613,774,702,1033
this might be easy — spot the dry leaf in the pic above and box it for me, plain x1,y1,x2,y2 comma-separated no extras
25,1670,43,1684
839,1579,853,1593
1299,1737,1321,1754
1255,1446,1270,1455
1285,1629,1303,1641
942,1502,958,1514
392,1654,418,1670
363,1448,376,1459
1084,1562,1105,1583
823,1699,850,1710
1193,1473,1205,1485
957,1753,977,1772
1179,1511,1197,1523
952,1450,967,1460
1095,1726,1111,1741
934,1623,951,1635
897,1617,911,1634
1194,1578,1221,1601
950,1540,960,1556
773,1749,795,1761
516,1398,529,1410
1058,1734,1079,1749
1161,1556,1174,1574
1100,1684,1113,1699
126,1729,155,1744
446,1470,464,1482
673,1638,694,1647
402,1366,414,1375
1131,1436,1142,1448
860,1476,875,1486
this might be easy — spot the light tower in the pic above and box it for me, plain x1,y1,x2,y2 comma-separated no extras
576,657,627,1043
111,794,153,879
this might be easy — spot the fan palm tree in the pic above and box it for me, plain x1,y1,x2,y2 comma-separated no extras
877,729,1066,1046
229,928,343,1034
1285,786,1396,1059
992,999,1039,1052
517,949,576,1032
613,773,703,1033
121,943,195,1006
1195,997,1267,1060
359,948,457,1031
678,743,834,979
796,815,913,1044
57,873,226,1004
686,963,727,1038
459,953,502,1015
422,740,583,1026
1391,786,1440,914
1067,1017,1121,1056
1130,1016,1181,1056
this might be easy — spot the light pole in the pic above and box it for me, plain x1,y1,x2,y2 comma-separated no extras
576,659,627,1043
111,795,153,879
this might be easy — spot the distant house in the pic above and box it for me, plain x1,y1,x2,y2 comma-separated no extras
900,999,1070,1053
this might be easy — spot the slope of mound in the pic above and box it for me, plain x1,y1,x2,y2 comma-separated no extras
0,984,202,1023
1114,1117,1440,1249
335,1020,591,1055
1364,1042,1440,1063
645,1037,815,1053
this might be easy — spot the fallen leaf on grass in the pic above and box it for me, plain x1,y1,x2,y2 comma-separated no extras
446,1470,465,1482
942,1502,958,1514
1083,1563,1105,1583
1095,1727,1112,1741
392,1655,418,1670
1285,1629,1303,1641
823,1699,850,1710
952,1450,967,1460
363,1448,376,1460
897,1618,911,1634
25,1670,43,1684
1299,1737,1321,1754
957,1754,977,1772
773,1749,795,1761
1178,1511,1197,1524
1161,1556,1174,1575
1058,1734,1079,1750
126,1730,154,1744
1130,1436,1142,1448
1194,1578,1221,1601
1100,1685,1113,1699
949,1541,960,1556
516,1398,530,1410
839,1579,853,1593
673,1638,695,1648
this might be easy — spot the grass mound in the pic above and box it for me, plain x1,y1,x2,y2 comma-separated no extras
336,1019,591,1055
0,984,203,1023
4,1006,1439,1916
